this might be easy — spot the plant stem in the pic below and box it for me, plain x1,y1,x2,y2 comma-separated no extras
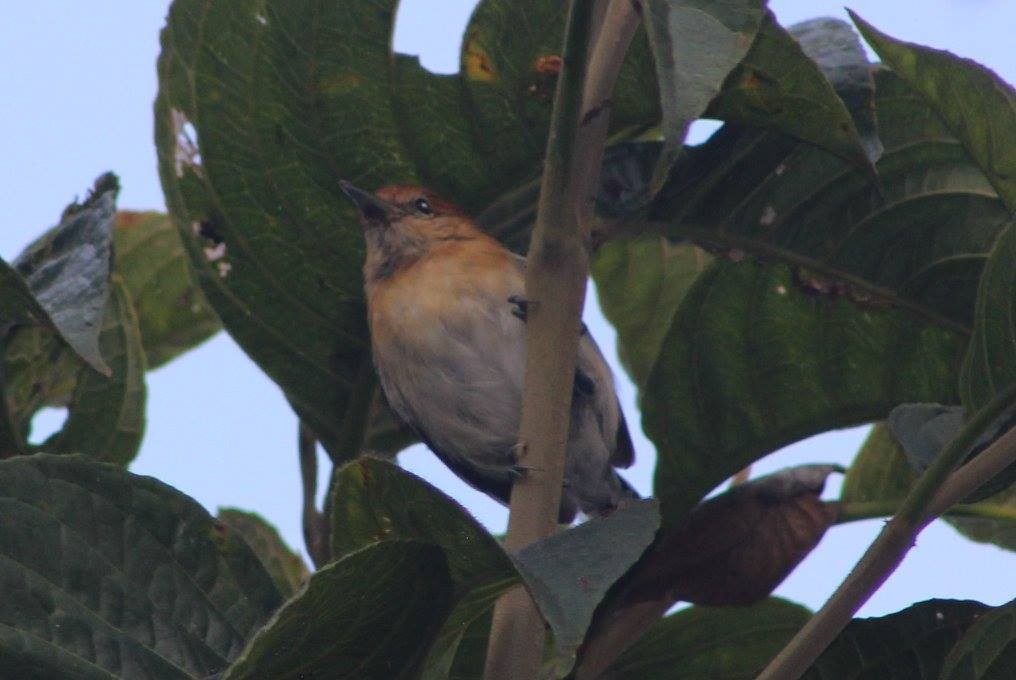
928,423,1016,517
758,382,1016,680
298,421,329,568
483,2,601,678
835,499,1016,524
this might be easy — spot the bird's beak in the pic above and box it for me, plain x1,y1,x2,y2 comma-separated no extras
339,180,398,226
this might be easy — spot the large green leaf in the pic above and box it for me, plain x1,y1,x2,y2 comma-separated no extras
851,12,1016,211
330,458,516,677
592,239,712,388
330,457,515,592
841,423,1016,552
0,454,283,679
960,221,1016,411
113,211,220,369
602,598,811,679
849,14,1016,413
641,0,765,178
223,541,454,680
802,599,987,679
217,508,310,599
941,597,1016,679
647,67,1009,331
647,259,963,523
155,0,415,462
706,13,878,169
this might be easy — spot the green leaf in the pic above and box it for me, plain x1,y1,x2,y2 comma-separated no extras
44,276,147,465
648,67,1009,331
592,238,712,388
960,221,1016,411
706,13,879,169
647,260,964,525
217,508,310,599
0,453,282,679
460,0,659,202
850,11,1016,210
223,541,454,680
941,597,1016,679
113,211,221,369
330,457,515,592
802,599,987,679
8,174,119,375
514,499,660,666
602,598,811,679
330,458,516,676
842,423,1016,552
642,0,766,180
155,0,414,462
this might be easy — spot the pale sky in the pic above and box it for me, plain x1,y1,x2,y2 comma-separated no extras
2,0,1014,617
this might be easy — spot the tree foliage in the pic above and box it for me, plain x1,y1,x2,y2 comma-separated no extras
3,0,1016,677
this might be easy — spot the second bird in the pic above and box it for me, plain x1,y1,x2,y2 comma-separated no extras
341,181,636,523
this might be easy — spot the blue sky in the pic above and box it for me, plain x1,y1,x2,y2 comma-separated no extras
3,0,1014,617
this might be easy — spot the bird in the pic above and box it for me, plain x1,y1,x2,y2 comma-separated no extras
340,181,637,523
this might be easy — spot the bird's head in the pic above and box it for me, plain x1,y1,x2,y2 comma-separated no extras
340,181,478,282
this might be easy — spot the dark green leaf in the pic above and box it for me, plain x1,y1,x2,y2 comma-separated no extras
11,174,119,376
0,453,282,679
602,598,811,679
840,423,915,504
155,0,414,462
330,457,514,591
460,0,658,201
113,211,220,369
330,457,517,676
788,16,881,162
592,238,712,388
647,260,964,525
960,221,1016,411
44,276,146,465
642,0,765,180
802,599,987,679
648,67,1009,331
217,508,310,599
941,597,1016,679
706,13,878,169
514,499,660,665
851,12,1016,210
223,541,454,680
842,423,1016,552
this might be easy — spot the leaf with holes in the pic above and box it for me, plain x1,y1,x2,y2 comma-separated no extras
217,508,310,599
0,454,282,679
155,0,415,462
646,67,1008,332
113,211,220,369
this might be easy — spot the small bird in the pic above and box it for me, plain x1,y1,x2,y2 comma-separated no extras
340,181,636,523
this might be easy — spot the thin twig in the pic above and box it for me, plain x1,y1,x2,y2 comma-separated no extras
298,421,330,568
758,383,1016,680
835,498,1016,525
483,2,606,678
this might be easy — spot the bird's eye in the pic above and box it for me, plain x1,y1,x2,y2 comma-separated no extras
414,198,433,215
